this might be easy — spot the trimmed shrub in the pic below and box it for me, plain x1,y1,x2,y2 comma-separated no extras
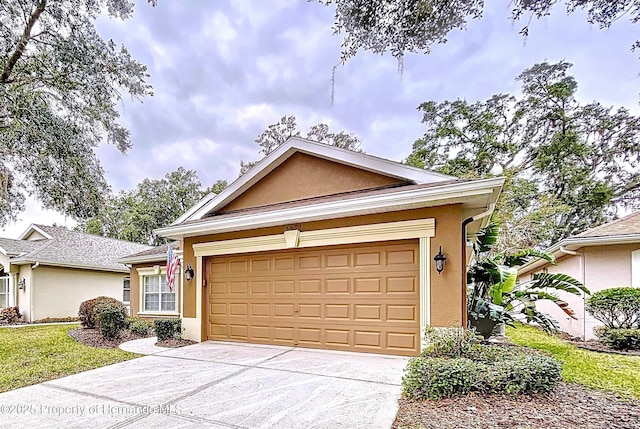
595,327,640,350
128,317,150,336
402,357,478,400
0,306,22,324
476,354,562,394
586,287,640,329
422,326,480,358
154,318,182,341
403,327,563,399
94,300,128,339
79,296,122,328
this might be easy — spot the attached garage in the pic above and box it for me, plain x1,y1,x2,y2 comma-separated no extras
206,241,420,355
150,137,504,356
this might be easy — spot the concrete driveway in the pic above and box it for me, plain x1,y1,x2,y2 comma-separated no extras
0,341,409,428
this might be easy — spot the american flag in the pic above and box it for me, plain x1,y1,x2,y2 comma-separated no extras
166,245,180,292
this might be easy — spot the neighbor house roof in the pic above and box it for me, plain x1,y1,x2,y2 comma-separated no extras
519,211,640,275
2,224,153,273
157,137,504,240
119,241,181,265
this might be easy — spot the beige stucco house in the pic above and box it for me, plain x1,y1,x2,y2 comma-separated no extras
0,224,152,322
123,138,503,356
518,212,640,339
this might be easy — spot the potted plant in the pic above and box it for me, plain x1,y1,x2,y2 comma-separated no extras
467,222,589,339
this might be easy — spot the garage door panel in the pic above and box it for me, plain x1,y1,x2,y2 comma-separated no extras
207,241,419,356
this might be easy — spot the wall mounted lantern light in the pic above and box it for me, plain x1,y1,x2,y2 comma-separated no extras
433,246,447,274
184,263,194,282
18,278,26,290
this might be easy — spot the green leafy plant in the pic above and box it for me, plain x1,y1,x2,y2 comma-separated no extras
0,306,22,324
402,357,478,400
467,222,589,338
586,287,640,329
78,296,122,328
153,318,182,341
128,317,150,336
404,327,562,399
594,327,640,351
94,301,128,339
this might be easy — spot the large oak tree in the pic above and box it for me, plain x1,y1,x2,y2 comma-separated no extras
318,1,640,63
406,62,640,251
0,0,154,226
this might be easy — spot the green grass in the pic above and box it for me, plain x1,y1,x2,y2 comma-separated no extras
0,324,139,393
507,324,640,399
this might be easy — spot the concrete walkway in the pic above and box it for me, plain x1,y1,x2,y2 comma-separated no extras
118,336,168,355
0,341,409,429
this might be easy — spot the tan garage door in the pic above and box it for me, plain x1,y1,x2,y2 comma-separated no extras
206,240,420,356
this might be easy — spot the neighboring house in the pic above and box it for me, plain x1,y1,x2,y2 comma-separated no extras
0,224,152,321
124,137,504,356
518,212,640,339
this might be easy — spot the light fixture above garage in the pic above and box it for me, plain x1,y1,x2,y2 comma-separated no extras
433,246,447,274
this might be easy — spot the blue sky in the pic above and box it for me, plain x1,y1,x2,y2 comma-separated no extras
2,0,638,238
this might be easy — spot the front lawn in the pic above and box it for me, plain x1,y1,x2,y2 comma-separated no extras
507,324,640,399
0,324,139,393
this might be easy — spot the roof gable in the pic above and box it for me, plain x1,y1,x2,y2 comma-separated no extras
175,137,454,224
5,224,153,272
218,152,409,213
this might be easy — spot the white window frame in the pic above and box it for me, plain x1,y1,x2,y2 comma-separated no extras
136,266,179,316
0,275,9,309
123,277,131,305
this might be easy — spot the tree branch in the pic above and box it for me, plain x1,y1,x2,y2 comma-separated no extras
0,0,47,83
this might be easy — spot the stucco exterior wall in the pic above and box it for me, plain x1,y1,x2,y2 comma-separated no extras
219,153,406,213
17,265,32,321
28,266,127,321
519,243,640,339
181,204,465,340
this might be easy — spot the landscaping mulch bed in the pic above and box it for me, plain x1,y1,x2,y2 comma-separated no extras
156,338,197,348
393,382,640,429
570,340,640,357
69,328,152,348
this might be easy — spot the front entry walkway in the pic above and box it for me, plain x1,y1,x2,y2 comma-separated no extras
0,341,409,428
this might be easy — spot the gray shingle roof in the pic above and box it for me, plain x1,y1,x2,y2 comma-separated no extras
3,225,153,272
576,211,640,238
0,238,44,257
119,241,181,263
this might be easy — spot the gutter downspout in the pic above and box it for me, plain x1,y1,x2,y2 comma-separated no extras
560,246,586,339
30,262,40,322
462,203,495,327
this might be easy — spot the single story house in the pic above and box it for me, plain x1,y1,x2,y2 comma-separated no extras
518,212,640,339
0,224,152,321
124,137,504,356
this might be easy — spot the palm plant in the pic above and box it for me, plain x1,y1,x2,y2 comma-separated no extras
467,222,589,338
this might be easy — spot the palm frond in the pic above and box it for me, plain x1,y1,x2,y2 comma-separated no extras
504,249,556,267
531,273,590,295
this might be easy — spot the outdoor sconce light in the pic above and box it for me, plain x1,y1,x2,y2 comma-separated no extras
184,263,194,282
18,278,26,290
433,246,447,274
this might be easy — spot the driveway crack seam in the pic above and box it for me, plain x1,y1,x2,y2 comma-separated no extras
162,348,294,407
41,383,148,408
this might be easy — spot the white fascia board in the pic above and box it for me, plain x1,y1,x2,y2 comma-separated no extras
156,177,504,240
8,258,129,273
18,224,53,241
518,234,640,275
118,254,167,265
180,137,455,224
172,193,217,226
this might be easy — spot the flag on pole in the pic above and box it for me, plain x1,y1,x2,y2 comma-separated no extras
166,245,180,292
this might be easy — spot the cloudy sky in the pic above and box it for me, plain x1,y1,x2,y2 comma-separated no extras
2,0,638,238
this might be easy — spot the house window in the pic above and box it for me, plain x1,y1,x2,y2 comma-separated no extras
123,277,131,304
143,275,175,312
0,276,9,309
